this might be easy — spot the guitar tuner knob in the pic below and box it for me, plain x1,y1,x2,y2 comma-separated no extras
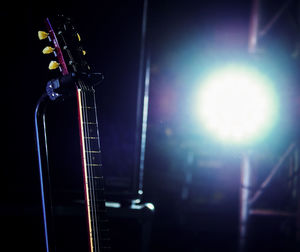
82,50,86,55
38,31,49,40
42,46,55,54
48,61,60,70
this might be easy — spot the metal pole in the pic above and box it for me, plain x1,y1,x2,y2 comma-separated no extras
248,0,260,53
135,0,149,199
35,93,56,252
259,0,293,37
239,153,251,252
249,143,296,205
237,1,260,250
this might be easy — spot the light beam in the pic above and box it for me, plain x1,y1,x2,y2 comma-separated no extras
195,64,278,144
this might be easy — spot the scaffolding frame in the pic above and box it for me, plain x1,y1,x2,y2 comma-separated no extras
238,1,300,251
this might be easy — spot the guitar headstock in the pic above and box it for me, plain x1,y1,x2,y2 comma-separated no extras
38,14,90,77
38,14,103,99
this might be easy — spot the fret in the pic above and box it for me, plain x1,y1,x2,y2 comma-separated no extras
83,137,100,145
84,149,101,155
85,148,101,153
87,160,101,168
86,171,104,182
85,147,100,154
82,106,95,109
83,121,97,125
82,123,100,141
85,150,101,153
87,163,102,167
86,162,102,173
87,176,104,179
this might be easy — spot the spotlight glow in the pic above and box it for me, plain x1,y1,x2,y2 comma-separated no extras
195,65,278,144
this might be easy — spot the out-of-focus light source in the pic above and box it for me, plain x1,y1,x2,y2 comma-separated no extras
195,64,278,144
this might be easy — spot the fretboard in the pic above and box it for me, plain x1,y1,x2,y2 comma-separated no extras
76,86,110,252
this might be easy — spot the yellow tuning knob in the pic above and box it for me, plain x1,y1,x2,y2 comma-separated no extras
82,50,86,55
77,33,81,41
48,61,60,70
42,46,55,54
38,31,49,40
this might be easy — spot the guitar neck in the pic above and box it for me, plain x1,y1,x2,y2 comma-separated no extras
38,14,109,252
76,84,110,252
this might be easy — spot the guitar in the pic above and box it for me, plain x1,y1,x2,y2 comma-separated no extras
38,15,110,251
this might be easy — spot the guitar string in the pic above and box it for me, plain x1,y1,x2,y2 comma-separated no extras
78,86,94,249
90,88,104,249
86,88,101,252
81,86,101,252
90,88,103,252
77,85,92,248
81,87,95,252
81,87,99,252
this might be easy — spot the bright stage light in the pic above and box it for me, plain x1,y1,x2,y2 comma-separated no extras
195,65,278,144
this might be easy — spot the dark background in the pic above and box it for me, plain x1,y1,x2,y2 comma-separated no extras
1,0,300,251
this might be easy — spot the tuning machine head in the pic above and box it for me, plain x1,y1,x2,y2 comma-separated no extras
38,31,49,40
42,46,55,55
48,61,60,70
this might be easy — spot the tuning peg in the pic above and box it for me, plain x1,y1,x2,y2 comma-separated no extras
38,31,49,40
82,50,86,55
76,33,81,41
48,61,60,70
42,46,55,54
